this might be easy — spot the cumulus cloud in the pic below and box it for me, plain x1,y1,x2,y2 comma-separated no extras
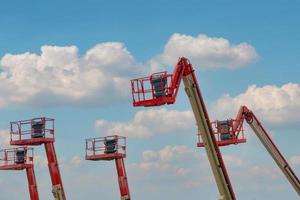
130,145,202,177
150,33,258,71
0,33,258,108
95,108,195,138
143,145,201,163
0,43,144,108
212,83,300,125
129,145,247,189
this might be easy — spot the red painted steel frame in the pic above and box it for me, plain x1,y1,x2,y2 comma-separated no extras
131,72,176,107
26,166,39,200
0,147,34,170
85,135,126,161
10,117,55,145
44,142,66,199
115,158,130,200
85,136,131,200
197,120,247,147
0,147,39,200
9,117,66,200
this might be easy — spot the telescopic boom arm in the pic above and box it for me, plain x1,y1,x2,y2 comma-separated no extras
230,106,300,195
177,58,236,200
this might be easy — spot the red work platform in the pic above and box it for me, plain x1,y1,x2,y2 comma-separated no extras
85,135,126,161
10,117,55,145
197,119,246,147
0,147,40,200
0,147,33,170
131,71,177,107
85,135,131,200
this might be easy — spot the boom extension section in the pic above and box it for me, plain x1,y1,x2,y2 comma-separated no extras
131,57,236,200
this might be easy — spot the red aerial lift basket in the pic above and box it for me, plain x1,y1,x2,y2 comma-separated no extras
10,117,55,146
131,71,178,107
85,135,126,161
0,147,34,170
197,119,246,147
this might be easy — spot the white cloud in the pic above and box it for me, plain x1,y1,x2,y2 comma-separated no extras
143,145,200,162
0,43,143,108
70,156,84,167
150,33,258,71
0,33,258,108
212,83,300,125
34,155,84,171
247,165,281,179
223,154,244,167
290,156,300,167
130,145,201,177
0,130,10,148
130,162,190,176
129,144,293,192
130,145,246,189
95,108,195,138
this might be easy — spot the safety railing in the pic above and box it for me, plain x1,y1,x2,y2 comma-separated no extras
131,71,176,106
85,135,126,160
197,119,246,147
0,147,34,168
10,117,55,143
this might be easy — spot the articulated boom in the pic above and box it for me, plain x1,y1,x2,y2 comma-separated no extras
211,105,300,196
243,106,300,195
131,57,236,200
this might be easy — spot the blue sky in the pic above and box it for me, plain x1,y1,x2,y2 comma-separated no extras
0,1,300,199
